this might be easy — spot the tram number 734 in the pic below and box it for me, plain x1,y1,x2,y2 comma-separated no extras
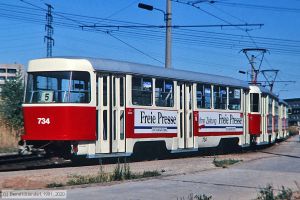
37,118,51,125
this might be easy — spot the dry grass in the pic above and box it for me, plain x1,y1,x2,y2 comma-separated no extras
288,126,299,136
0,120,19,152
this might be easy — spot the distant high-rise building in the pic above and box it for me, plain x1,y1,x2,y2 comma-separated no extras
284,98,300,126
0,63,25,94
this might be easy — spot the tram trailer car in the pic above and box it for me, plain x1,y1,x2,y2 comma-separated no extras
278,100,289,139
246,85,288,145
20,57,288,158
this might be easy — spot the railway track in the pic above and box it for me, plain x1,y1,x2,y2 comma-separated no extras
0,154,72,172
0,154,44,165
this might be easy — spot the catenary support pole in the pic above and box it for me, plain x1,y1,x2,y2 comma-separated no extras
165,0,172,68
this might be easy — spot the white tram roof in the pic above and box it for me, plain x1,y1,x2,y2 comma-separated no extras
249,85,278,99
279,99,288,106
64,57,249,89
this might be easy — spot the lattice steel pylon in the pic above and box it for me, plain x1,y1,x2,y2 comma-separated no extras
44,4,54,57
241,48,268,84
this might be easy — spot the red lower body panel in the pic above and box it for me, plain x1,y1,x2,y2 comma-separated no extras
22,106,96,141
248,113,261,135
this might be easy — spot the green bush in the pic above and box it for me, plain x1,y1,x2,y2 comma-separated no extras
123,162,133,179
177,193,212,200
255,184,293,200
141,170,161,178
194,194,212,200
0,73,24,132
46,182,64,188
276,186,293,200
213,158,241,168
67,162,161,186
111,162,123,181
256,184,275,200
67,173,109,186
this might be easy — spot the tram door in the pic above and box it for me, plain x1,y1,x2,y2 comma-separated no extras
96,74,126,154
178,83,194,149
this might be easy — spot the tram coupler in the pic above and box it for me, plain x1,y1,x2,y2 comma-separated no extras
18,140,32,155
18,140,45,156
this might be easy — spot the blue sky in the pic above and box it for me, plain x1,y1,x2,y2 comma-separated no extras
0,0,299,99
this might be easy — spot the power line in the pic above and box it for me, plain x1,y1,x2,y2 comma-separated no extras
80,23,263,29
5,2,299,44
9,1,300,57
216,2,300,13
2,8,299,56
19,0,46,11
208,3,247,24
2,7,300,56
0,1,297,75
105,0,139,18
19,0,164,64
171,0,273,62
108,33,164,64
199,1,295,88
171,0,250,31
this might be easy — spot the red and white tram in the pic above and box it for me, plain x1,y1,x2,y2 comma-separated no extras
21,57,288,158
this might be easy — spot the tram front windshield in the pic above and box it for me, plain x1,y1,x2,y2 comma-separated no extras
25,71,91,103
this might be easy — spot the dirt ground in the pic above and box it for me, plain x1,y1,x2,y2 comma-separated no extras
0,141,285,190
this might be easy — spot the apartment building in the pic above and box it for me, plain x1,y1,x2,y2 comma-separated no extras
284,98,300,126
0,63,24,93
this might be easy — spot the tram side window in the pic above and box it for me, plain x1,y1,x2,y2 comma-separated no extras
275,101,279,115
214,86,227,109
268,97,273,114
250,93,259,112
120,78,124,107
132,76,152,106
103,76,108,106
197,84,211,109
155,79,174,107
228,88,241,110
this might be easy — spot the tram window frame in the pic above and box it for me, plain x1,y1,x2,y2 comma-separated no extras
132,76,153,106
25,71,91,104
155,79,174,107
228,88,241,110
250,93,260,112
113,77,116,107
196,83,211,109
213,85,227,110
